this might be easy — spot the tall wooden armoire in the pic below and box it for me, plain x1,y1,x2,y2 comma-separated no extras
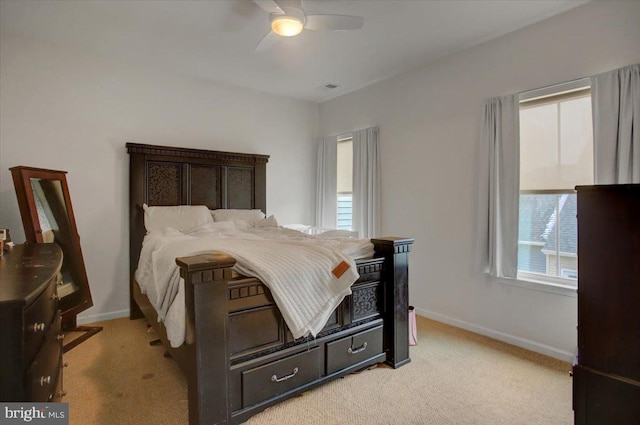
573,184,640,424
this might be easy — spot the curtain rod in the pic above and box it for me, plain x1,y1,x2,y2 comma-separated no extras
325,125,378,141
519,63,638,100
519,76,591,102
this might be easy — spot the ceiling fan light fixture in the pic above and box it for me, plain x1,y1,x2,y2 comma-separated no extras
271,16,303,37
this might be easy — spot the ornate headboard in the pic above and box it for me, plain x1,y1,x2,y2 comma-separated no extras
126,143,269,311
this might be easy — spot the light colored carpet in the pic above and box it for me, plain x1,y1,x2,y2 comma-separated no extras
64,316,572,424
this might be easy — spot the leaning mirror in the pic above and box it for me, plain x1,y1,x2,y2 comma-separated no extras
10,166,101,351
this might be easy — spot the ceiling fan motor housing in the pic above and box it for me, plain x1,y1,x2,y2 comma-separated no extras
271,7,306,26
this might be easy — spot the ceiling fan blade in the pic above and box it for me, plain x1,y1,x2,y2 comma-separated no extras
304,15,364,31
255,30,281,52
252,0,284,15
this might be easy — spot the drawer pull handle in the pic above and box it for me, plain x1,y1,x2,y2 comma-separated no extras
271,367,299,383
348,342,368,354
57,334,65,341
51,293,59,301
30,322,46,332
40,376,51,386
58,390,67,398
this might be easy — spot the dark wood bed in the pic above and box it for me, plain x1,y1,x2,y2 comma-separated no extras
126,143,413,424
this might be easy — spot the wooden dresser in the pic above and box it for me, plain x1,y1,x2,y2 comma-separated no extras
573,184,640,424
0,243,65,402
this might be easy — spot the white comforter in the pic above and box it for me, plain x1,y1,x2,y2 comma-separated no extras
135,222,374,347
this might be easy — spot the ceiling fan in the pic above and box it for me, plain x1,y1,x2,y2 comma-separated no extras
252,0,364,52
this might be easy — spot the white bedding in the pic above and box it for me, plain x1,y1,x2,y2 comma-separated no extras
135,222,374,347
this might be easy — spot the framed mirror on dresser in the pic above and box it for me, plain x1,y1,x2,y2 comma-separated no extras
10,166,102,352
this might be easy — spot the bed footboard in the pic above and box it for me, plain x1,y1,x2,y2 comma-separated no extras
176,237,413,425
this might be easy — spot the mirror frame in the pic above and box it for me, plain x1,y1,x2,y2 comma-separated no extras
10,166,101,351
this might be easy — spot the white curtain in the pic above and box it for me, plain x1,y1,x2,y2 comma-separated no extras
591,64,640,184
352,126,380,239
315,136,338,229
483,95,520,279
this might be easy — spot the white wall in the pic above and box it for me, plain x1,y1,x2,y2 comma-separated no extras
0,35,319,323
319,1,640,361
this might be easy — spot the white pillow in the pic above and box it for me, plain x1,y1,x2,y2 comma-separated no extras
210,209,266,226
143,204,213,233
254,215,278,228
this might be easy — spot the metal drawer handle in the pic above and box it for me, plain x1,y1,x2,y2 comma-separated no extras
30,322,46,332
348,342,368,354
40,376,51,386
57,334,65,341
271,367,299,383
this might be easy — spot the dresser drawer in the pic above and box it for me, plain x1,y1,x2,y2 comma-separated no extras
242,346,321,407
326,325,383,375
23,277,58,364
25,312,62,402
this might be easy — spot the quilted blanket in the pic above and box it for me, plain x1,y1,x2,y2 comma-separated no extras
135,223,373,347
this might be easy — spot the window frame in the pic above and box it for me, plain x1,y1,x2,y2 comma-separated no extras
336,135,353,231
514,78,592,294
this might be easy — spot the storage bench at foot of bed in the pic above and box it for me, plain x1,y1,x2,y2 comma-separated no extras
326,324,383,375
228,320,386,420
242,346,322,407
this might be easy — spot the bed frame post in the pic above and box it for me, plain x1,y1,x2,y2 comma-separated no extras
177,252,236,425
128,151,146,320
372,237,414,369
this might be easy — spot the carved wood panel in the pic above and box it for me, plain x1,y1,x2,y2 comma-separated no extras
227,167,253,209
352,283,382,321
190,165,221,209
147,162,181,206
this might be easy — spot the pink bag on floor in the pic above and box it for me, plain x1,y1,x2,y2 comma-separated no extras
409,306,418,346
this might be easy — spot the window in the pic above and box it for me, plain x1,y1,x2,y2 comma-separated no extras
517,83,593,287
336,137,353,230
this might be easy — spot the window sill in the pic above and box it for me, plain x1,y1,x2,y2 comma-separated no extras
496,275,577,298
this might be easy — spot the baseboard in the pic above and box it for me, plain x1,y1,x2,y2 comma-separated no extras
74,307,574,362
415,307,574,363
77,309,129,325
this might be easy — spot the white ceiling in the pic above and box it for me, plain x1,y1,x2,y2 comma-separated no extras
0,0,588,103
